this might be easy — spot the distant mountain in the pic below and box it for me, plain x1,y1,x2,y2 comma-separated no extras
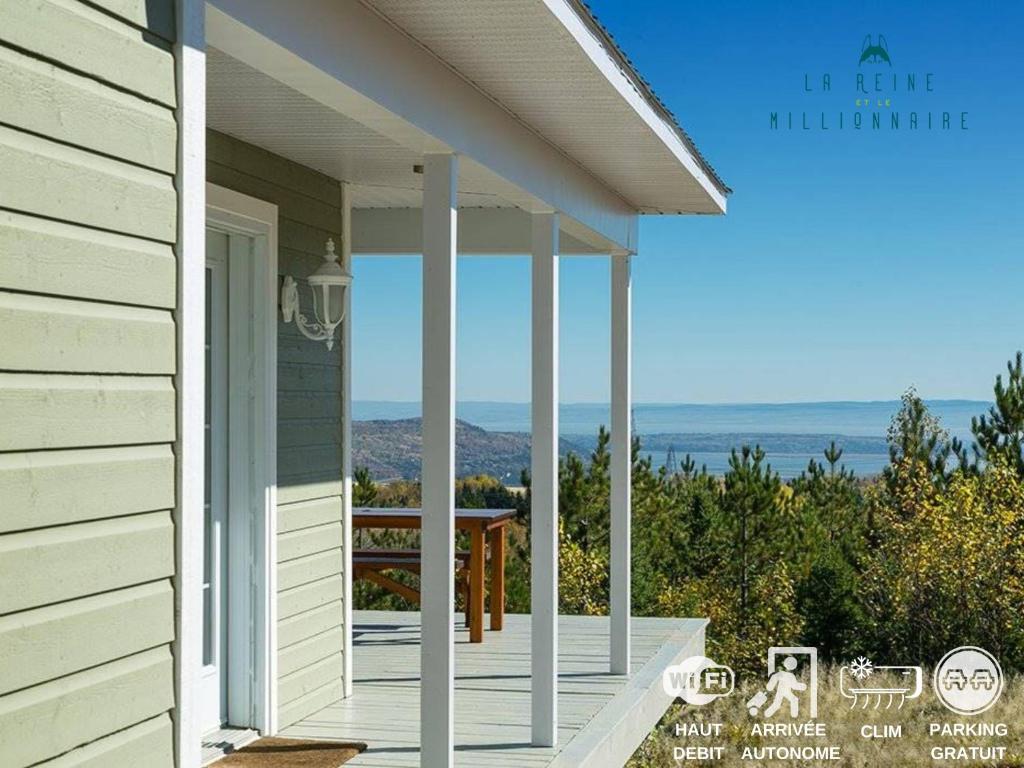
354,400,988,439
354,416,899,482
353,418,580,482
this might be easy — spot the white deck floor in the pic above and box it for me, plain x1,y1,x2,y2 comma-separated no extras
282,610,706,768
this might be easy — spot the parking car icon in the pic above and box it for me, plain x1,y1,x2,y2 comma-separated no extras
970,669,995,691
933,647,1004,716
941,669,968,691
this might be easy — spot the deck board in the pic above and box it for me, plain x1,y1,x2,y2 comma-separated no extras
282,610,706,767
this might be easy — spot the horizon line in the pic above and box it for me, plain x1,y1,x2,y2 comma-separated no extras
353,397,993,407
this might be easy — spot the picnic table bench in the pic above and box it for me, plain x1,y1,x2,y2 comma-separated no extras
352,548,473,624
352,507,516,642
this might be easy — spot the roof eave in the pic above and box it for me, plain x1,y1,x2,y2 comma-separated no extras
559,0,732,209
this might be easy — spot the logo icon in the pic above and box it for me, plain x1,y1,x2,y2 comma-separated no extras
933,646,1004,716
859,34,892,66
662,655,735,705
746,646,818,719
839,656,923,709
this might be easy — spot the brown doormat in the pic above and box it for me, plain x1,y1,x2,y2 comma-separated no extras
213,737,366,767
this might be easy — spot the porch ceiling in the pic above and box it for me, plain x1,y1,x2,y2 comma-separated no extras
207,47,511,211
362,0,729,215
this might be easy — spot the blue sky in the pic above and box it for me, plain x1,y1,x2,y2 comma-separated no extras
352,0,1023,404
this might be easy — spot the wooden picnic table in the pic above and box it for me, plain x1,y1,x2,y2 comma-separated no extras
352,507,516,643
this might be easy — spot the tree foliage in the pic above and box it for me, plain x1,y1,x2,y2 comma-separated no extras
355,352,1024,675
972,350,1024,477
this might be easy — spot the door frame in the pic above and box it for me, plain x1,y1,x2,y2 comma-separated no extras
206,183,279,735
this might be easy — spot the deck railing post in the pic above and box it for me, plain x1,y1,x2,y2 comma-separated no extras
610,250,632,675
420,153,458,768
531,211,559,747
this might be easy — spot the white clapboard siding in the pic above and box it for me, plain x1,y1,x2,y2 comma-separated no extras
0,0,180,763
277,481,344,507
0,0,175,107
0,291,175,374
278,218,343,257
0,581,174,694
0,445,174,534
207,163,341,235
278,679,345,732
206,131,341,207
0,374,175,451
86,0,176,42
0,211,176,308
277,419,340,450
277,522,344,563
277,550,345,593
278,601,344,649
278,575,345,621
0,45,175,173
277,496,343,534
278,362,343,393
278,652,344,705
0,646,174,767
277,391,342,421
0,126,176,243
34,713,173,768
278,626,344,678
278,445,343,482
0,511,174,615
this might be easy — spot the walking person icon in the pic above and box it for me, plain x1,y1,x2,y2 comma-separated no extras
764,656,806,717
746,647,819,719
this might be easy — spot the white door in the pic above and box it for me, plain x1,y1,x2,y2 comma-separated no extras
202,229,230,733
203,185,280,740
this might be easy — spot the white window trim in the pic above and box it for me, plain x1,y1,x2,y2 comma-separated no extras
174,0,206,764
206,183,280,736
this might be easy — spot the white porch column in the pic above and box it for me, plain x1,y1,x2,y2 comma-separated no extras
420,153,458,768
610,250,632,675
531,211,559,747
173,0,205,764
341,182,354,699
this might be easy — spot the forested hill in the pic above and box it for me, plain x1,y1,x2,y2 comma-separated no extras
353,418,579,482
354,417,894,481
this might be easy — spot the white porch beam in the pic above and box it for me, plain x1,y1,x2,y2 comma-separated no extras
352,208,600,256
205,0,638,253
420,154,458,768
531,211,559,747
610,251,632,675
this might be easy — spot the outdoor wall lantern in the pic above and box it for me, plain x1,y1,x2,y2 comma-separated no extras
280,238,352,351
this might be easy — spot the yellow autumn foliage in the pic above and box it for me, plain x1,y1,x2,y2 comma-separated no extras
863,455,1024,664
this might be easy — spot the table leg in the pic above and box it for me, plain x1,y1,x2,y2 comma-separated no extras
470,524,485,643
489,526,505,631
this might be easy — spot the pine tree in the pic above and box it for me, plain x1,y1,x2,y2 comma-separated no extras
352,466,378,507
824,440,843,478
680,452,698,479
883,388,958,491
971,351,1024,477
713,446,787,627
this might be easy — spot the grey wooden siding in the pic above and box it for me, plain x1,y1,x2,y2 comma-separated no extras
0,2,178,766
207,130,347,729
